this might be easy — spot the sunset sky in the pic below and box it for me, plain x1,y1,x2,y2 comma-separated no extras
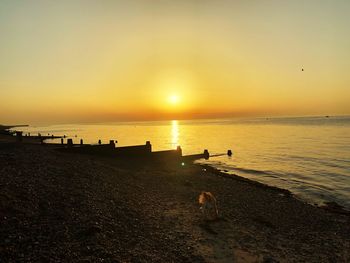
0,0,349,124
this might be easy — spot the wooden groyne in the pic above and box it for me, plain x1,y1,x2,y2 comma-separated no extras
0,124,28,131
0,125,62,144
1,124,214,162
16,131,63,143
57,140,210,162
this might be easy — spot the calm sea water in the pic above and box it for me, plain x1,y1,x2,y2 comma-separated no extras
20,116,350,209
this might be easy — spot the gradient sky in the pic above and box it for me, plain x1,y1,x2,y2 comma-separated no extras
0,0,349,124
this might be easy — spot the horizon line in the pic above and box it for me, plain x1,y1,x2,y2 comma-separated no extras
2,114,349,127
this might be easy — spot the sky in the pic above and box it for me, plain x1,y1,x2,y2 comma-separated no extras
0,0,349,124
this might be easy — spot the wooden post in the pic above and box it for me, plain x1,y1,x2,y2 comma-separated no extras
80,139,83,145
98,139,101,145
176,146,182,156
227,150,232,156
109,140,115,147
146,141,152,152
16,131,23,142
61,138,64,145
67,139,73,147
204,149,209,160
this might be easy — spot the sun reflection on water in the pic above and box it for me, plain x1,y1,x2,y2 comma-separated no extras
171,120,179,149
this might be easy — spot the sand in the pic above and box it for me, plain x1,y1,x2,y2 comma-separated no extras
1,143,349,262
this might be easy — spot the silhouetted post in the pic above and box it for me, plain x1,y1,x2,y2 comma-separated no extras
16,131,23,142
98,139,101,145
80,139,83,145
227,150,232,156
61,138,64,145
204,149,209,160
109,140,115,148
176,146,182,156
145,141,152,153
67,139,73,147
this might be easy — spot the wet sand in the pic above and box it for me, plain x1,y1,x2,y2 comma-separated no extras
1,143,349,262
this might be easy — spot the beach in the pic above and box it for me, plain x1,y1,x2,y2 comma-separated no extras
1,141,349,262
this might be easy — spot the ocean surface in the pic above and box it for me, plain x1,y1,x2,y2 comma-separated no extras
20,116,350,210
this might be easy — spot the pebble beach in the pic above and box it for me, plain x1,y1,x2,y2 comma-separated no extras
1,134,349,262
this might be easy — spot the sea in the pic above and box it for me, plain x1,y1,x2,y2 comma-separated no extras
19,116,350,210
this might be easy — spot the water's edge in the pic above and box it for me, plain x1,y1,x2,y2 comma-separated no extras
198,163,350,215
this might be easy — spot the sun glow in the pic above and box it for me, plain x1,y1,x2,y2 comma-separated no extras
149,69,198,113
168,94,180,104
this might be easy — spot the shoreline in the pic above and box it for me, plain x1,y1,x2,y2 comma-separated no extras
197,163,350,216
4,122,349,216
1,143,349,262
0,125,350,217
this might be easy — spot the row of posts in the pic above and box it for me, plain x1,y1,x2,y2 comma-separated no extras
15,132,232,159
62,138,117,147
17,132,232,157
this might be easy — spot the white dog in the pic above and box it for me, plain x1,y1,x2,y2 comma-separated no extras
198,192,219,221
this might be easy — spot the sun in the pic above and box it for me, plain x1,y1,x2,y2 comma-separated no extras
168,94,180,104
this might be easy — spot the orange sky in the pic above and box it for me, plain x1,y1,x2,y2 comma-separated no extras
0,1,349,124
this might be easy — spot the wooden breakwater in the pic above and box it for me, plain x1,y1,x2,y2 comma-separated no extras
2,124,214,162
16,131,63,143
57,140,210,162
0,125,27,136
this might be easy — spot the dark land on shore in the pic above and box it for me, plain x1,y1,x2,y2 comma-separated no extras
1,128,349,262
